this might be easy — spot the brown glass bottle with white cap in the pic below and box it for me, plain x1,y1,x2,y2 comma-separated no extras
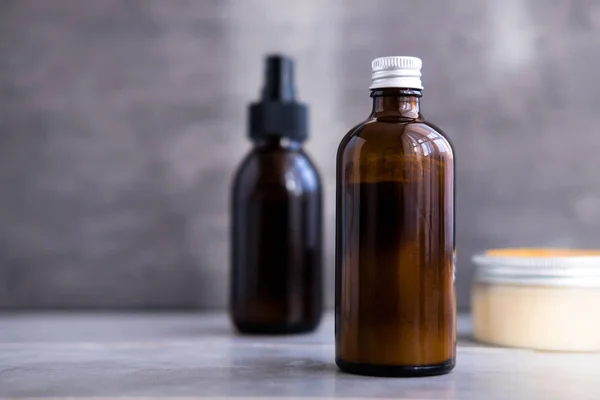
335,56,456,376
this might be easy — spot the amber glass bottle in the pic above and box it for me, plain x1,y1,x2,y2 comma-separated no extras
230,55,322,334
335,57,455,376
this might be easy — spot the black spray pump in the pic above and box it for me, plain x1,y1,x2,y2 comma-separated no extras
249,55,308,141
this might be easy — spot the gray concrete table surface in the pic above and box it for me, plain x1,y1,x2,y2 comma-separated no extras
0,312,599,399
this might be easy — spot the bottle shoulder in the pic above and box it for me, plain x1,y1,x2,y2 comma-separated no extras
233,147,321,198
337,117,454,160
337,117,454,184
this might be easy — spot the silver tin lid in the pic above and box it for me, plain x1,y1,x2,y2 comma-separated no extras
472,249,600,287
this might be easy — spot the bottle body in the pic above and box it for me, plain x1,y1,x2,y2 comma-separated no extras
231,139,322,334
335,89,456,376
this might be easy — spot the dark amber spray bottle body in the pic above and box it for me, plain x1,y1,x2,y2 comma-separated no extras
335,57,456,376
230,55,322,334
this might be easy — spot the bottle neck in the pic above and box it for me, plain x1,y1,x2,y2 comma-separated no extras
370,88,422,119
254,136,302,151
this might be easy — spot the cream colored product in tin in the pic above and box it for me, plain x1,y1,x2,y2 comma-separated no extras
472,248,600,352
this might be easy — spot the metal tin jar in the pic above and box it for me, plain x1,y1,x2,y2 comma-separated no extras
471,248,600,352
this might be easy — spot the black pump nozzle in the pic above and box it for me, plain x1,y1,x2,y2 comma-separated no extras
249,55,308,141
262,55,296,102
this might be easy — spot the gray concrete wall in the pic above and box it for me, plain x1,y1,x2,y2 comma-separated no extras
2,0,600,309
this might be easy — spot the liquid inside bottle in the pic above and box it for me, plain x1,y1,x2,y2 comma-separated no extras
335,56,456,376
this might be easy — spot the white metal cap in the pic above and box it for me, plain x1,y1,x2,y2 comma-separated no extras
369,56,423,90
